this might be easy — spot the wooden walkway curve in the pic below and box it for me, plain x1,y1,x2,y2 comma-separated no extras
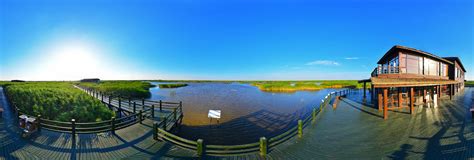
0,87,198,159
74,85,183,131
1,86,473,159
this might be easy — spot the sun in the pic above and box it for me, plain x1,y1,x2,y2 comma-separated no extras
32,40,104,80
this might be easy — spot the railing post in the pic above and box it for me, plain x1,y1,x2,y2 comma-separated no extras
259,137,267,157
111,117,116,134
101,93,104,102
128,98,131,107
153,122,158,140
174,108,177,121
162,117,167,130
298,119,303,138
139,110,143,124
159,100,162,111
152,105,155,118
142,99,145,107
108,96,111,105
71,119,76,141
197,139,204,157
133,102,136,113
37,115,41,132
118,98,122,118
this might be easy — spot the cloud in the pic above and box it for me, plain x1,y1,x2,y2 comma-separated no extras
306,60,340,66
344,57,359,60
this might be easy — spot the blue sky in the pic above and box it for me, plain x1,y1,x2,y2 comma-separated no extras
1,0,473,80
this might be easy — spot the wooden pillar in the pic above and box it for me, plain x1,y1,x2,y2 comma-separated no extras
438,85,442,98
383,88,388,120
71,119,76,141
398,88,402,108
378,91,383,111
197,139,204,157
259,137,267,157
410,87,414,114
450,84,453,100
297,120,303,138
423,88,427,103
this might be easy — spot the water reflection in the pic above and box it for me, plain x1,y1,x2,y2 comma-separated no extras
148,82,339,144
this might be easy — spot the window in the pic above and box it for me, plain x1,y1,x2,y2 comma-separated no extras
423,58,439,76
419,57,423,75
440,63,447,77
455,67,457,78
406,54,420,74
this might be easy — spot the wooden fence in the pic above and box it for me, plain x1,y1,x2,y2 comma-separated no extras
2,85,182,137
152,89,353,157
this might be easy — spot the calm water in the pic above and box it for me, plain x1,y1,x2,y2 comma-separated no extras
148,82,340,144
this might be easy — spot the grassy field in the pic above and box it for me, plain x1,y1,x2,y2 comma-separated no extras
153,80,369,92
1,82,114,122
78,81,154,99
249,80,369,92
158,83,188,88
466,81,474,87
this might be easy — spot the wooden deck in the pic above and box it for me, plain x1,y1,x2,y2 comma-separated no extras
265,88,474,159
0,87,197,159
75,86,183,131
1,87,473,159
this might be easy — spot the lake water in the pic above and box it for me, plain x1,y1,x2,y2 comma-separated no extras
148,82,340,145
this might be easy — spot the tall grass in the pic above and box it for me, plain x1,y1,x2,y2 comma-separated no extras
78,81,154,99
153,80,370,92
2,82,115,122
250,80,370,92
466,81,474,87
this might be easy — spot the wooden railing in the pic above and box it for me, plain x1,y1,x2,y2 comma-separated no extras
74,85,183,121
152,89,353,157
371,66,399,77
2,85,182,137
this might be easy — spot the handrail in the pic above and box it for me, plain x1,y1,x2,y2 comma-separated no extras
371,66,400,77
153,88,353,157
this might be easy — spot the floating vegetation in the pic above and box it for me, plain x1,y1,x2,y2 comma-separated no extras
159,83,188,88
250,80,370,92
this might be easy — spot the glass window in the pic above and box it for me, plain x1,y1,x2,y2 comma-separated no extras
455,67,458,78
423,58,439,76
440,63,447,77
419,57,423,75
406,54,419,74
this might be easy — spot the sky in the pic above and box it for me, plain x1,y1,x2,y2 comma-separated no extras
1,0,473,80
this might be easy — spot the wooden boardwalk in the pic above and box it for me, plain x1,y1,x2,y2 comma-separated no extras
75,86,183,131
264,88,474,159
1,87,473,159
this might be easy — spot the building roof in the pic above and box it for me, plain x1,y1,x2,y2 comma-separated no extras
377,45,453,65
442,57,467,72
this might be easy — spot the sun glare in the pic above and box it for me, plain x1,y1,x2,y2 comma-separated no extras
31,40,106,80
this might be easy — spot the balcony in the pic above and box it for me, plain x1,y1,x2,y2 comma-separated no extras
371,66,399,77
